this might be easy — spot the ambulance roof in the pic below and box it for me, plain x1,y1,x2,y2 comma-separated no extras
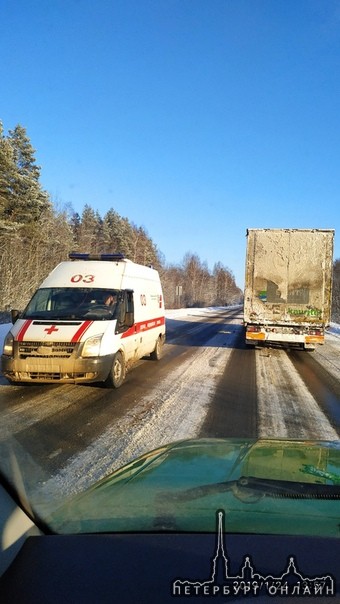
39,256,160,289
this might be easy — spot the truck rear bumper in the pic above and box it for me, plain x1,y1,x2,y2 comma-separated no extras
1,354,114,384
245,326,325,347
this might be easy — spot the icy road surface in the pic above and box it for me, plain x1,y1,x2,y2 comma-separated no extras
0,308,339,502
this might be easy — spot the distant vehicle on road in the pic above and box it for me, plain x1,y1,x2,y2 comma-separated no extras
244,228,334,350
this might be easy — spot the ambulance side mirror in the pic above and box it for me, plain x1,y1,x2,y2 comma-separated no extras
125,290,134,327
11,309,20,324
118,301,126,325
125,312,134,327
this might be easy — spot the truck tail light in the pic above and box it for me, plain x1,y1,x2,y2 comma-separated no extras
309,328,322,336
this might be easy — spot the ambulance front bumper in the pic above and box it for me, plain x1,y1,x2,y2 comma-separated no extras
1,354,114,384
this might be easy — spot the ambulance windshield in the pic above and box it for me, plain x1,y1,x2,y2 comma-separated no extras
22,287,119,320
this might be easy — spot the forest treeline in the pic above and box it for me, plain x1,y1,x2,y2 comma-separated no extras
0,122,242,313
1,122,339,321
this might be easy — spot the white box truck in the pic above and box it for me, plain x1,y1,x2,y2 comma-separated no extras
244,229,334,350
1,253,165,387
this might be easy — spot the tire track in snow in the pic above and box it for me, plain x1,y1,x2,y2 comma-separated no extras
256,349,338,440
314,335,340,384
0,384,100,438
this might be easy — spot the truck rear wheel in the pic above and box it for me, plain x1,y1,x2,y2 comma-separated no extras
105,351,126,388
150,335,163,360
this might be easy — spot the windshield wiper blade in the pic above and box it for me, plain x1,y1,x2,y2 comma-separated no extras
164,476,340,503
235,476,340,500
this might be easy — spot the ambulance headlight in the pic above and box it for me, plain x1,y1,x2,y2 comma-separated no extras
3,332,14,356
82,334,103,357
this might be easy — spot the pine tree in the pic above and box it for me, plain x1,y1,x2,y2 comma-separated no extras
103,209,133,256
77,205,101,251
70,212,81,248
6,124,50,224
131,225,160,267
0,122,17,228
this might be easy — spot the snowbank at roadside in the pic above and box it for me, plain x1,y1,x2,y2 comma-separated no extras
329,322,340,338
0,323,10,347
165,305,242,318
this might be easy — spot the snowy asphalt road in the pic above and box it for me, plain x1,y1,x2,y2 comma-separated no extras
0,307,339,501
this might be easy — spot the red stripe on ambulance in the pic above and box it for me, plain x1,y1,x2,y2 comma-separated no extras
71,321,93,342
16,320,33,341
121,316,165,339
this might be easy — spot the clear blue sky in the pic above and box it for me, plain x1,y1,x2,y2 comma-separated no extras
1,0,339,288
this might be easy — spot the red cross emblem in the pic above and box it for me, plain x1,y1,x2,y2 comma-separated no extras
44,325,59,335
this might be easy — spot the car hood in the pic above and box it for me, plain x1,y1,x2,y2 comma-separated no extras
48,438,340,536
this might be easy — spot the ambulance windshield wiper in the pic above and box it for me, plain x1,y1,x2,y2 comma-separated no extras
165,476,340,503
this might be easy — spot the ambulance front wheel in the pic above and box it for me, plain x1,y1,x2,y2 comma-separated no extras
150,335,164,361
105,351,126,388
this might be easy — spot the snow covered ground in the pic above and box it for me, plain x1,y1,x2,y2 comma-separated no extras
1,310,339,501
0,322,11,344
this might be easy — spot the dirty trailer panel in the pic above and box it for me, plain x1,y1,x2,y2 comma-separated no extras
244,229,334,349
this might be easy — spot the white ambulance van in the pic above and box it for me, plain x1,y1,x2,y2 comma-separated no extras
1,253,166,388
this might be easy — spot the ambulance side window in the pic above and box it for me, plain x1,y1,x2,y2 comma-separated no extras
115,290,134,333
125,291,134,326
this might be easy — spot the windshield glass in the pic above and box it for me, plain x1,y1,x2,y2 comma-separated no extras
23,288,119,320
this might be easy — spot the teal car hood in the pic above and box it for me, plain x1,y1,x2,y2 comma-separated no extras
49,438,340,537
